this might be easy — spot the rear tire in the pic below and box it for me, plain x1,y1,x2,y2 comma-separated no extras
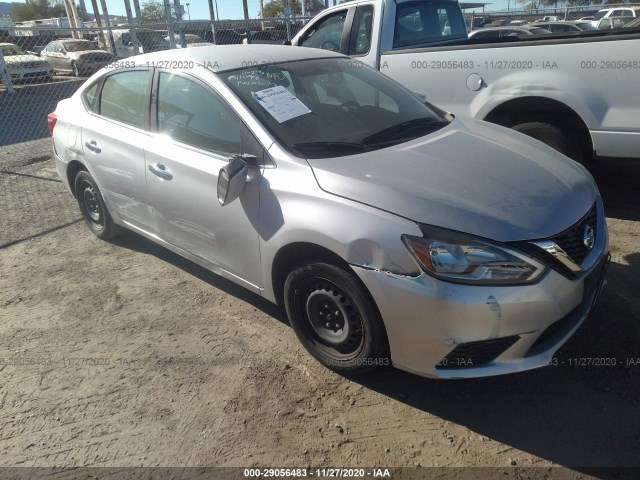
284,262,389,375
74,170,124,240
511,121,583,163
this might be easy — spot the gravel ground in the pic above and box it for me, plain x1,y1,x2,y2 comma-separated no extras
0,140,639,479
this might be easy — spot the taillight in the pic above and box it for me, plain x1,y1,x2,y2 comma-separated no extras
47,113,57,136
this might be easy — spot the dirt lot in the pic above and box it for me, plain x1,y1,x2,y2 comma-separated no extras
1,140,639,478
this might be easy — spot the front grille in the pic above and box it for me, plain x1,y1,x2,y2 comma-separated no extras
436,335,520,369
548,204,597,266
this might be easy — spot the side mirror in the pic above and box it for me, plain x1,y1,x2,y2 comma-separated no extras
413,91,428,103
217,156,249,206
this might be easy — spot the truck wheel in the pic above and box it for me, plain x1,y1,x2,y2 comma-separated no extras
75,170,125,240
511,121,582,162
284,262,389,375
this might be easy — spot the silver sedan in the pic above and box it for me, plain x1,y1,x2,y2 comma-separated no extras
48,45,609,379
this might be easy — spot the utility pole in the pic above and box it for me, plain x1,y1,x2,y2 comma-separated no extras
99,0,115,53
242,0,251,43
208,0,217,43
90,0,106,53
165,1,175,48
173,0,187,47
123,0,140,54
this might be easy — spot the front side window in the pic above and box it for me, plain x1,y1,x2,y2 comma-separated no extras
221,59,448,159
156,72,240,157
299,11,347,52
99,70,149,129
351,6,374,55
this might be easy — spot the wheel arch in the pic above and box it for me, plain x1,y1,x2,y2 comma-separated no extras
271,241,354,307
66,160,88,198
481,96,594,159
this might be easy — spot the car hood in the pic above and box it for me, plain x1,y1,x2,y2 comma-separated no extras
307,118,598,242
4,54,46,64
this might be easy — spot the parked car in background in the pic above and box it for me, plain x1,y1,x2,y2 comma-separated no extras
108,29,171,58
49,45,609,379
507,20,527,26
292,0,640,162
166,33,207,47
591,7,640,28
40,39,114,76
0,42,52,82
243,29,288,44
534,20,597,33
211,28,246,44
468,26,552,38
597,16,635,30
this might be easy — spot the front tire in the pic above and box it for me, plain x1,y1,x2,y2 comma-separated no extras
74,170,124,240
284,262,389,375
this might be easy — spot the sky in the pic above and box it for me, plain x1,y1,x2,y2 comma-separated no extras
9,0,523,21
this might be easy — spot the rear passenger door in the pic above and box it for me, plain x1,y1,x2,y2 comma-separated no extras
80,69,156,232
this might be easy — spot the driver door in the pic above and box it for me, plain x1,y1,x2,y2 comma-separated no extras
144,70,263,291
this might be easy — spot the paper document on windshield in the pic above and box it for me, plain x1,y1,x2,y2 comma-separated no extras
252,85,311,123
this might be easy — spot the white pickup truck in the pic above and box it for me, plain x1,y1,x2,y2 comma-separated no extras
291,0,640,161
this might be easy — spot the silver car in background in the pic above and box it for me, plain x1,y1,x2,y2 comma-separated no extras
40,39,114,77
49,45,609,379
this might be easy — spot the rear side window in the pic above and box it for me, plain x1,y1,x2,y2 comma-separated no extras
394,1,466,48
156,72,240,157
299,10,347,52
99,70,149,129
82,81,100,113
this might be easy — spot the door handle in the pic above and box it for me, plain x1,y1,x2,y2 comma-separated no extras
84,140,101,153
148,163,173,180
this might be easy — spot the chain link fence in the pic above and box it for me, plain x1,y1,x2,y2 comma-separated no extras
0,17,312,249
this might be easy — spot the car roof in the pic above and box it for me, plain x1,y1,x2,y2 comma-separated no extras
126,44,345,72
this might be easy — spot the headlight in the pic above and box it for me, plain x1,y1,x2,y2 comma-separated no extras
402,226,546,285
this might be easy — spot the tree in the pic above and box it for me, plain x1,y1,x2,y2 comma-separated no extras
140,0,172,23
12,0,66,21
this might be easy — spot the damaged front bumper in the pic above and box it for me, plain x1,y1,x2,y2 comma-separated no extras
352,251,610,379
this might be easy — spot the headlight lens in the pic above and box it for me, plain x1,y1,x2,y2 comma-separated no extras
403,227,546,285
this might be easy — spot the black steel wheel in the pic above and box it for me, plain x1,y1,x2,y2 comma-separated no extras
74,170,124,240
284,262,389,374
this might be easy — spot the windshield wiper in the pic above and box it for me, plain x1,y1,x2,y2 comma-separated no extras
362,118,449,146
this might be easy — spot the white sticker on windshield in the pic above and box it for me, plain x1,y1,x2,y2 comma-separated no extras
252,85,311,123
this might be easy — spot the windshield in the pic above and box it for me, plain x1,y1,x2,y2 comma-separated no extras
593,10,608,20
0,44,27,56
221,58,449,159
63,41,97,52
